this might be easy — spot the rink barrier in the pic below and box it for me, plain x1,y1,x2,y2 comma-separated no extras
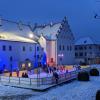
0,67,91,87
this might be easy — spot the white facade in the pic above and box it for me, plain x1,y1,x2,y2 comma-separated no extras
33,17,75,65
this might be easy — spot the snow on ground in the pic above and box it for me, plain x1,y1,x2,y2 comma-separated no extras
0,83,39,97
29,76,100,100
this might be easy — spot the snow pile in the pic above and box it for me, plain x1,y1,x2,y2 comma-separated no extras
29,76,100,100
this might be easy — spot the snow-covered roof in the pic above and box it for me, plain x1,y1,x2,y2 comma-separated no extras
33,17,74,40
0,18,38,43
75,37,100,45
33,22,61,40
0,33,37,43
0,19,34,38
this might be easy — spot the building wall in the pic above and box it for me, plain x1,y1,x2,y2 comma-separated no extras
38,36,56,65
46,40,56,65
75,44,100,64
56,20,75,65
0,40,44,71
57,34,75,65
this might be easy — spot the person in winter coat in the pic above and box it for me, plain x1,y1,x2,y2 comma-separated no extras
53,71,59,84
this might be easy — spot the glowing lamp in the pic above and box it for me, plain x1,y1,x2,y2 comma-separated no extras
29,33,34,38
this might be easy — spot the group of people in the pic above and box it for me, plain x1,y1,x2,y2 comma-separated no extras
44,65,61,84
22,72,28,78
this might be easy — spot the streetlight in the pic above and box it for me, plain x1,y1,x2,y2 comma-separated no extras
29,33,34,38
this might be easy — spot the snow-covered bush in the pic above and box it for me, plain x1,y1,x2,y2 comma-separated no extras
90,68,99,76
78,71,89,81
96,90,100,100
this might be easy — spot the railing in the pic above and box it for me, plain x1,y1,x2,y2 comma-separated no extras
0,67,91,87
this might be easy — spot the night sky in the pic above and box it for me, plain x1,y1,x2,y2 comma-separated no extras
0,0,100,40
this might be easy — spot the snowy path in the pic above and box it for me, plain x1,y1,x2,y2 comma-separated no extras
0,83,40,97
29,76,100,100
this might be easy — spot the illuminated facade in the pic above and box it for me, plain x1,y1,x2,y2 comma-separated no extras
33,17,75,65
0,19,46,71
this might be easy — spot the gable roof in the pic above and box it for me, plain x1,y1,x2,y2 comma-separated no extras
33,17,74,40
33,23,61,40
0,18,34,39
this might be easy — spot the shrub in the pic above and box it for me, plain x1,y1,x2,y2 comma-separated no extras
78,71,89,81
96,90,100,100
90,68,99,76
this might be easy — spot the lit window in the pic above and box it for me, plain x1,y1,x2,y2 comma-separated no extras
22,63,25,69
28,63,31,67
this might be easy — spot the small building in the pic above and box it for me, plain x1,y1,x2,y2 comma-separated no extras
75,37,100,64
33,17,75,65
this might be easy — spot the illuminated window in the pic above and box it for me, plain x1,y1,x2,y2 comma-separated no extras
22,63,25,69
28,63,31,67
